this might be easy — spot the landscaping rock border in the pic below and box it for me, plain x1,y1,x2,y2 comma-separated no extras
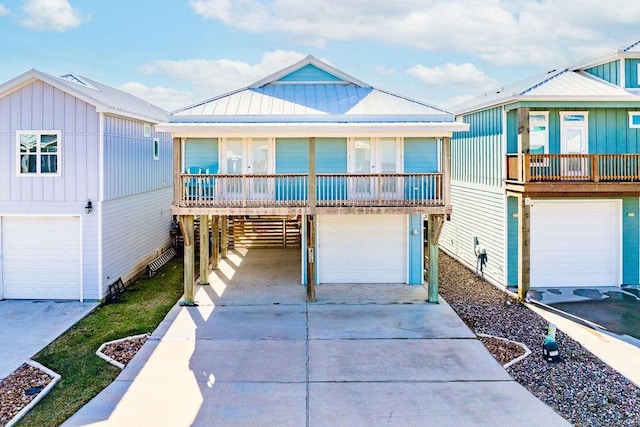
96,333,150,369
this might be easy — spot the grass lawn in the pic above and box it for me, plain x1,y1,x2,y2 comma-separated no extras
18,260,184,427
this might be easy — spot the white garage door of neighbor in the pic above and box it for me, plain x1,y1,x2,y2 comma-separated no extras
318,215,407,284
530,200,621,287
2,216,81,299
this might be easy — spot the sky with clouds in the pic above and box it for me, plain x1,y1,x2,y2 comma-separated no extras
0,0,639,111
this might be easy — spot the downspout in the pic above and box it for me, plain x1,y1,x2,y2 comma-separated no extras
98,112,105,299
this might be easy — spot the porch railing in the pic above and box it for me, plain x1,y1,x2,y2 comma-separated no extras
506,154,640,183
179,173,444,208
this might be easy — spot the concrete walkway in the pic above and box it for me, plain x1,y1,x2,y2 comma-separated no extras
0,300,97,379
65,248,567,426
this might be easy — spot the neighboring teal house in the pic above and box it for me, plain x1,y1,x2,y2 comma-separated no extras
158,56,468,303
439,40,640,298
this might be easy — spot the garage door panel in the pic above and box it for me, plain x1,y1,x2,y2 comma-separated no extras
318,215,407,284
2,217,81,300
530,201,620,287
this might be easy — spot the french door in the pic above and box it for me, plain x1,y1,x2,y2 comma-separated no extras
349,137,402,200
560,112,589,177
222,138,274,200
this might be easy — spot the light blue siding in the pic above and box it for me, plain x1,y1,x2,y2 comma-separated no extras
276,138,309,201
101,187,173,296
185,138,218,173
0,81,99,203
585,61,619,85
452,107,503,187
404,138,438,172
506,109,518,153
316,138,347,201
103,116,172,200
625,59,640,88
507,196,519,286
408,213,423,284
623,197,640,285
277,64,342,82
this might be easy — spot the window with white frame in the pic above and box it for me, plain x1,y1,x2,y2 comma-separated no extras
153,138,160,160
529,112,549,156
629,112,640,128
17,131,61,175
144,123,152,138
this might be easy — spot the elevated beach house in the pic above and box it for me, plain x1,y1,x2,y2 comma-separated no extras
439,41,640,299
159,56,468,303
0,70,172,301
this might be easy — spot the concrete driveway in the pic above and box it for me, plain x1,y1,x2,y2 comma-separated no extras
65,249,567,426
0,300,98,379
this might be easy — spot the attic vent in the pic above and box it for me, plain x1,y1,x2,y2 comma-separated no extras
59,74,98,90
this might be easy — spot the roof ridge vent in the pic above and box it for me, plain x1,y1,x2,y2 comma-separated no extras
59,73,98,90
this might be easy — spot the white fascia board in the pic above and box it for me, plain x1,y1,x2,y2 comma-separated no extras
156,121,469,137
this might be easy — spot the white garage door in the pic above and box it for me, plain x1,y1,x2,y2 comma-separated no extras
1,217,81,299
318,215,407,284
530,200,621,287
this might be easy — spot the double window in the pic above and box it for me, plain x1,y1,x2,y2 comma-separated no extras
17,131,61,176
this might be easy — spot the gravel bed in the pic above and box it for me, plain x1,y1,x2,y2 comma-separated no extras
437,252,640,426
0,364,53,426
100,334,149,367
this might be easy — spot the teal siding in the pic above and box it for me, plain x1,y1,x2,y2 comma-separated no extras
507,196,519,286
278,64,342,83
276,138,309,201
625,59,640,88
585,61,619,85
529,108,640,154
623,197,640,285
404,138,438,172
408,213,423,285
506,109,518,153
185,138,218,173
452,107,503,187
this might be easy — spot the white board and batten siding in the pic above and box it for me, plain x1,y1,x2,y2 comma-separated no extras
530,200,622,287
439,183,506,286
317,215,407,284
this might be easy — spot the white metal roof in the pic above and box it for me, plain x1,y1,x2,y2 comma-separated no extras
0,69,168,123
170,56,454,124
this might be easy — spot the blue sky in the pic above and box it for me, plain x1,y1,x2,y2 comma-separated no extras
1,0,639,111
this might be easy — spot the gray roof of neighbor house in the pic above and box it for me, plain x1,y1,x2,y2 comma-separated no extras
171,55,455,123
453,39,640,115
0,69,168,123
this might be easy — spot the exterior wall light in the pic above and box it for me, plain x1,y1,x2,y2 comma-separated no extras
85,200,93,214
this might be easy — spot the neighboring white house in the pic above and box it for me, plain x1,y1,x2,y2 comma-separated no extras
0,70,173,301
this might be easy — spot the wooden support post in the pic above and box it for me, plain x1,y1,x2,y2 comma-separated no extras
173,138,182,206
309,137,316,208
306,215,316,302
517,196,531,301
442,137,451,208
199,214,209,285
180,215,196,305
212,215,220,270
517,108,530,183
427,214,444,303
221,215,228,258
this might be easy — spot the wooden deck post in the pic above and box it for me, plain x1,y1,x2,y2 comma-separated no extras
427,214,444,303
306,215,316,302
212,215,220,270
517,196,531,301
518,108,530,184
221,215,228,258
199,214,209,285
179,215,196,305
309,137,316,208
173,138,182,206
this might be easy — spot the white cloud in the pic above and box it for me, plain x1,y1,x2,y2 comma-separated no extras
407,63,499,91
375,66,395,76
187,0,640,67
118,82,195,112
138,50,307,100
0,4,9,16
20,0,90,32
